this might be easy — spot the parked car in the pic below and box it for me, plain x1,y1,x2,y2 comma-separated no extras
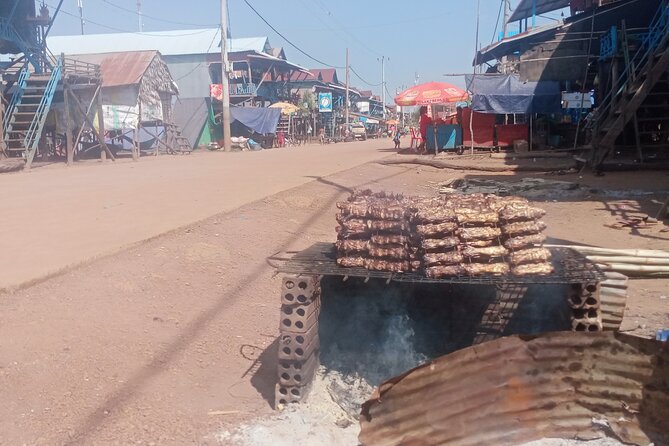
350,123,367,141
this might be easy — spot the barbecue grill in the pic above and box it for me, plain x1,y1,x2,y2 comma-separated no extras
271,243,606,408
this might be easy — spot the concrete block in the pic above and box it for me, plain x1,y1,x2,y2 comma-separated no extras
277,351,319,387
280,301,320,333
278,328,320,361
282,275,321,305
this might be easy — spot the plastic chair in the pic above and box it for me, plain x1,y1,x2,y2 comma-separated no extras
410,128,422,149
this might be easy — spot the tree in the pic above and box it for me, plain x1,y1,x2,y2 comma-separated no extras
300,91,316,116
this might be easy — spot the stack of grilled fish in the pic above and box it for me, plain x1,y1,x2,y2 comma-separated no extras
335,191,553,277
335,190,412,273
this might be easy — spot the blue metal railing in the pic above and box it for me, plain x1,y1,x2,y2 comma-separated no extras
599,26,618,60
24,58,62,166
595,1,669,133
2,61,30,138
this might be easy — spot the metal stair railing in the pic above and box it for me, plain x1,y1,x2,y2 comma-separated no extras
24,57,63,168
594,1,669,134
2,61,30,139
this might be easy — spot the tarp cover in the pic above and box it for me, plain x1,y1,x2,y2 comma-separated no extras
172,98,209,147
465,74,561,114
230,107,281,134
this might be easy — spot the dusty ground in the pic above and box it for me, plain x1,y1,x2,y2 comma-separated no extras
0,142,667,445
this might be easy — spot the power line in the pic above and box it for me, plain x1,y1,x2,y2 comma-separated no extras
175,29,219,81
350,66,382,87
100,0,218,27
47,3,212,36
311,0,382,57
241,0,343,68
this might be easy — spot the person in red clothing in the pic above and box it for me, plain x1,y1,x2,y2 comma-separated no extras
417,106,432,153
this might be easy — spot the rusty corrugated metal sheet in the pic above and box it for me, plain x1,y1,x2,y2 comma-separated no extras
359,332,669,446
68,51,158,87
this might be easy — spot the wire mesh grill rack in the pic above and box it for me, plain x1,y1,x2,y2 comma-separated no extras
273,243,606,285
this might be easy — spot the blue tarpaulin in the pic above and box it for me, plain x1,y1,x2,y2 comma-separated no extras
230,107,281,135
465,74,561,114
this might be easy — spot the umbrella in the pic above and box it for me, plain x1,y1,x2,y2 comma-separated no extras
394,82,468,106
386,119,399,125
269,102,300,114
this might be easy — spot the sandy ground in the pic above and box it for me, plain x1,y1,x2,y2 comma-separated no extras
0,141,667,445
0,140,395,291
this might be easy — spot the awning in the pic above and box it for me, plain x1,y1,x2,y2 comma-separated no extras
509,0,571,22
230,107,281,134
465,74,561,114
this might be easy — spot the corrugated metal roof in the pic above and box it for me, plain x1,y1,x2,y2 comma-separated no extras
68,51,158,87
48,29,269,56
509,0,571,22
359,332,669,446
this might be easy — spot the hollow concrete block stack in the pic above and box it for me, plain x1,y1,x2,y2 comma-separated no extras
276,275,321,407
567,282,603,332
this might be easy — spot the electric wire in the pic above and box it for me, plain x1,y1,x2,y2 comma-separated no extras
241,0,343,68
350,66,382,87
99,0,217,27
46,3,212,36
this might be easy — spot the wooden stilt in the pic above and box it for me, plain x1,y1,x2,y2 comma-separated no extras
96,89,107,162
64,82,74,165
68,89,115,161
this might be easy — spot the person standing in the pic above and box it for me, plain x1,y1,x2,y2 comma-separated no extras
418,106,432,153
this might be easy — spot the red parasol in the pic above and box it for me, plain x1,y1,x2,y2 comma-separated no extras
394,82,468,106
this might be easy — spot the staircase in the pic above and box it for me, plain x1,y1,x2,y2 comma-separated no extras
591,1,669,168
3,57,62,168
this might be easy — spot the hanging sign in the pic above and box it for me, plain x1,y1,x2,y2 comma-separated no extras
318,92,333,112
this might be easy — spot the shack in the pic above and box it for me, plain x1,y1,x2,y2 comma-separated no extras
68,50,179,157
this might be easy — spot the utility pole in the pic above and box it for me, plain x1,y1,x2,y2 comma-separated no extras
137,0,143,32
220,0,232,152
345,48,350,130
378,56,386,119
414,72,419,86
77,0,84,35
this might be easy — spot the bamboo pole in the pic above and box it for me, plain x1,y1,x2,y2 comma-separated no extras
545,245,669,258
588,256,669,265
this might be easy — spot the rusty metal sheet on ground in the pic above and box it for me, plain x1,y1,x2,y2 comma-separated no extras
359,332,669,446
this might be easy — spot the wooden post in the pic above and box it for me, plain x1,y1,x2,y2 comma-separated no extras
64,82,74,165
96,88,106,162
67,89,115,161
0,96,6,158
133,102,141,161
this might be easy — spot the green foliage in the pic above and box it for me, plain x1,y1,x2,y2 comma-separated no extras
300,90,316,114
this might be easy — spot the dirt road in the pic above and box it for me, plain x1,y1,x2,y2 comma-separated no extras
0,140,393,290
0,147,667,445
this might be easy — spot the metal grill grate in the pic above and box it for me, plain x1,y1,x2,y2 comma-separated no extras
274,243,606,285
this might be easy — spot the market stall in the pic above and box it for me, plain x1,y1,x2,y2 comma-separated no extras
465,74,561,151
394,82,469,154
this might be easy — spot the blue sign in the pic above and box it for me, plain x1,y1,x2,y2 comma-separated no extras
318,92,333,112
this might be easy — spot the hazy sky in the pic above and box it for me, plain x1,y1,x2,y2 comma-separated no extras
47,0,564,101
